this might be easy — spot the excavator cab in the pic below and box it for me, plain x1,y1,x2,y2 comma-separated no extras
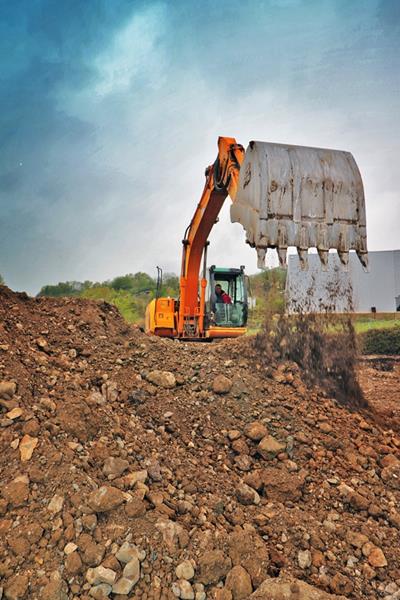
205,265,248,337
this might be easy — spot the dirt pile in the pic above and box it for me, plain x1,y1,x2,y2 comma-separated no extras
0,286,399,600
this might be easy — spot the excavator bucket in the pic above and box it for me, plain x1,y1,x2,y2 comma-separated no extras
231,141,368,271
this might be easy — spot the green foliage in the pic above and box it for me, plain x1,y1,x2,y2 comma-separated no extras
111,272,155,293
81,286,148,324
161,273,179,297
37,281,93,297
360,325,400,355
0,274,4,285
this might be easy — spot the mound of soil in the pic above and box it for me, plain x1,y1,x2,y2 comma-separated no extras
0,286,399,600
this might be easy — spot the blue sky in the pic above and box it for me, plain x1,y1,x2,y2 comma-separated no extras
0,0,399,293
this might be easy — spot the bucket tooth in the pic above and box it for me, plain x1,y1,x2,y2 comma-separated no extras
257,247,266,269
357,251,369,272
297,248,308,270
318,249,329,271
277,247,287,267
338,251,349,271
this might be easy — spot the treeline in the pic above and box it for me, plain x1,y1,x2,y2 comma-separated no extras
37,272,180,299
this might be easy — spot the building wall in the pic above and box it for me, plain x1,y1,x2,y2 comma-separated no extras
286,250,400,313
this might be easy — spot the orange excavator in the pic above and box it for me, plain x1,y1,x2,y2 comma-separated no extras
145,136,368,340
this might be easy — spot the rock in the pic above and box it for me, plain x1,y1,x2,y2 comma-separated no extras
82,541,105,567
89,584,112,599
261,467,304,502
116,542,145,564
0,381,17,400
8,535,30,557
146,458,162,481
2,477,29,506
236,483,260,505
176,560,195,581
319,422,333,433
48,494,64,514
381,464,400,490
249,576,348,599
330,573,353,596
368,547,387,567
86,566,117,586
103,457,129,477
6,407,23,420
231,438,249,455
112,577,136,595
338,483,369,511
346,530,369,548
125,497,146,518
213,590,232,600
101,380,119,402
194,587,206,600
212,375,232,394
82,514,98,531
4,574,28,600
155,518,188,554
87,486,125,512
298,549,312,569
25,521,43,543
19,434,38,462
258,435,286,459
244,422,268,442
65,551,83,575
64,542,78,555
146,370,176,388
243,471,264,491
229,528,269,588
40,573,69,600
175,580,195,599
197,550,232,585
225,565,253,600
36,337,48,350
362,563,376,580
381,454,399,468
122,557,140,584
234,455,253,471
388,510,400,530
124,469,148,487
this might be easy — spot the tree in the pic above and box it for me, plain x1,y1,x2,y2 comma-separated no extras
111,272,156,294
161,273,179,297
0,274,4,285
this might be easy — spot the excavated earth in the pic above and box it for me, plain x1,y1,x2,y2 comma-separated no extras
0,286,399,600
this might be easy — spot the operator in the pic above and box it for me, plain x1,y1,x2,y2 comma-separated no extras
215,284,232,304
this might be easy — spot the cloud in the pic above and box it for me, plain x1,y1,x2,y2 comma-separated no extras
0,0,399,293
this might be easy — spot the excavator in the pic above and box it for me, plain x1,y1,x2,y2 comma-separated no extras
145,136,368,340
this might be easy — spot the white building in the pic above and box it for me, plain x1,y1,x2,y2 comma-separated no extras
286,250,400,313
